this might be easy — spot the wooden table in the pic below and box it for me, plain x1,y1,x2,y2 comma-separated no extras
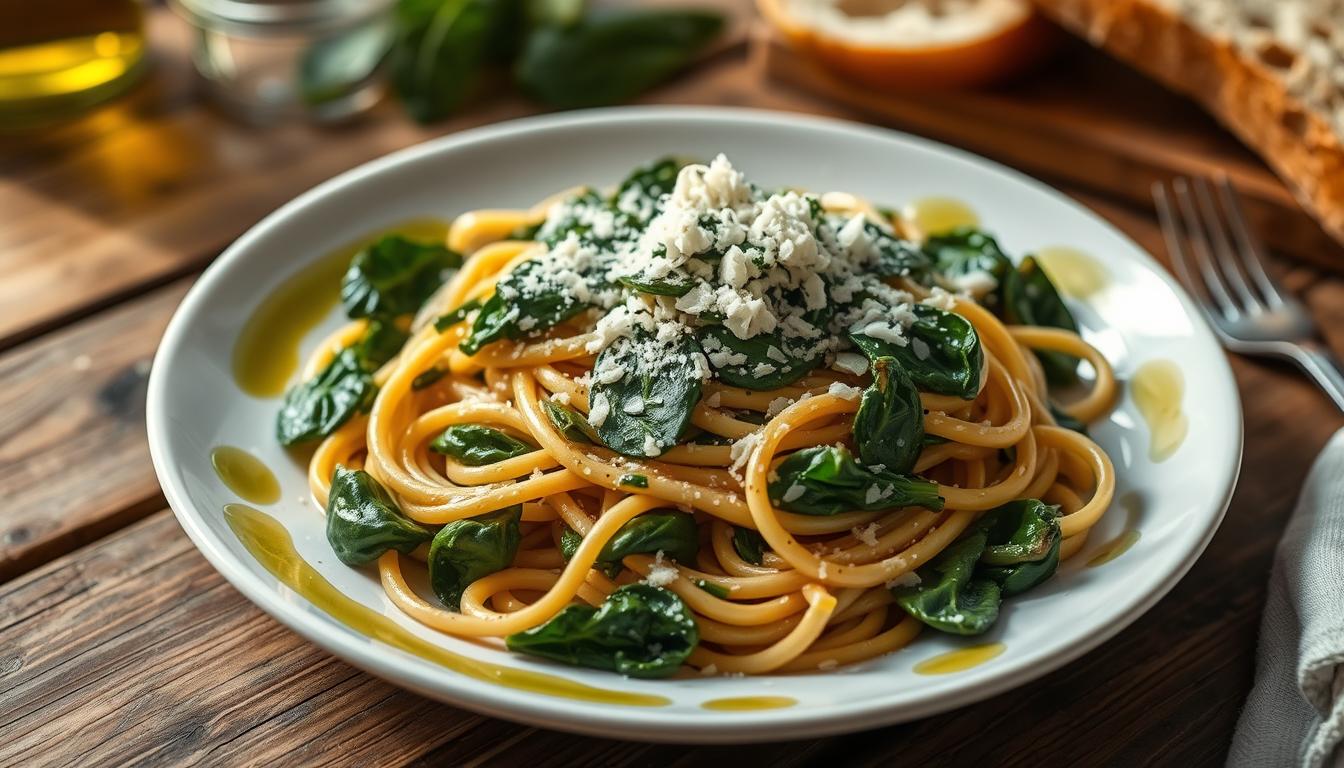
5,6,1344,766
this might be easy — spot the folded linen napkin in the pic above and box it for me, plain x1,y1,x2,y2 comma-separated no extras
1230,429,1344,768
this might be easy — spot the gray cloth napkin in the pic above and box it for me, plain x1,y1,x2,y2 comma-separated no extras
1231,428,1344,768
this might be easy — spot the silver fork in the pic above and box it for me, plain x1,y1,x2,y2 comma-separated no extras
1152,175,1344,411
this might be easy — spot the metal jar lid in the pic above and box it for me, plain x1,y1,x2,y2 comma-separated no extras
169,0,396,36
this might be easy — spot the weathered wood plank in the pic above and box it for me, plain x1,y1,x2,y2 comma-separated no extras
0,512,826,768
0,278,192,581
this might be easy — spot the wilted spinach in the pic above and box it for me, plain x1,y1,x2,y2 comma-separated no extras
699,326,822,391
613,156,684,217
732,526,766,565
341,234,462,319
542,399,600,444
891,532,1001,636
865,221,934,281
1002,256,1080,386
768,446,944,515
354,318,410,369
892,498,1062,635
590,329,703,457
432,297,482,332
427,505,522,609
921,227,1013,291
515,9,724,109
505,583,698,677
276,348,377,446
852,357,923,475
430,424,534,466
461,260,591,354
325,465,431,566
976,499,1061,597
851,304,983,399
596,511,698,566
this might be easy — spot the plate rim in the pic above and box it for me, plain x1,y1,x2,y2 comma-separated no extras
146,105,1243,743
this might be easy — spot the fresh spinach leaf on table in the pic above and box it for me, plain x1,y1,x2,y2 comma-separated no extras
515,9,724,109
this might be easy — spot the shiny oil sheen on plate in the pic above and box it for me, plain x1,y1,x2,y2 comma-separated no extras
223,503,670,707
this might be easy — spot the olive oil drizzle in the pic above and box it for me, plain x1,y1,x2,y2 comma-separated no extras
1131,360,1188,462
913,643,1006,675
1086,492,1143,568
232,219,448,398
1033,246,1110,299
223,504,670,707
210,446,281,505
904,197,979,237
700,695,797,711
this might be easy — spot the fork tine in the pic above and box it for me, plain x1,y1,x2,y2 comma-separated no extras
1153,182,1215,315
1214,173,1287,308
1192,176,1262,312
1169,178,1241,319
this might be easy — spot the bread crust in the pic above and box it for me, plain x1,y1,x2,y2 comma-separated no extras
1033,0,1344,246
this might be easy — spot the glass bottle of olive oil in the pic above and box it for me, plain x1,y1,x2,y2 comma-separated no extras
0,0,147,124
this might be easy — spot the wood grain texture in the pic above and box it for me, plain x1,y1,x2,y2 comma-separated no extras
0,513,826,768
0,279,189,580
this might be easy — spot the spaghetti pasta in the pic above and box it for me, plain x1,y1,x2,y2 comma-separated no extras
283,155,1117,678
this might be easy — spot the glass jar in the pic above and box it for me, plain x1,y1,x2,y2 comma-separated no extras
169,0,396,124
0,0,148,127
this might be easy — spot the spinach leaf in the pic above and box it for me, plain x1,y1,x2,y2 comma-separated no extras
891,532,1000,636
976,499,1061,597
1049,401,1089,435
325,465,431,566
597,511,698,566
612,156,684,218
851,304,983,399
617,271,695,297
505,583,698,678
866,221,934,281
341,234,462,319
461,260,590,354
732,526,766,565
768,446,944,516
921,227,1013,290
412,367,447,390
432,298,482,332
354,318,410,369
542,399,600,444
389,0,501,123
590,329,703,457
1002,256,1080,386
300,20,394,107
617,473,649,488
698,326,821,391
852,357,923,475
276,348,377,446
430,424,533,466
428,506,522,609
559,524,619,578
696,579,730,599
515,9,724,109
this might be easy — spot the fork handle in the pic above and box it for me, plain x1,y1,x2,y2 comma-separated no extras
1288,344,1344,412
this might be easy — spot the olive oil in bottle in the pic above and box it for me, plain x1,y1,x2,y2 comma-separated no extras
0,0,147,124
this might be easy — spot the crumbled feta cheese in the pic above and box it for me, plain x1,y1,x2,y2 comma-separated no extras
827,381,862,399
587,392,610,428
729,431,763,475
644,551,679,587
833,352,868,376
852,523,880,547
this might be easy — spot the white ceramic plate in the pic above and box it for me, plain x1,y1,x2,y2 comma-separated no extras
147,107,1241,743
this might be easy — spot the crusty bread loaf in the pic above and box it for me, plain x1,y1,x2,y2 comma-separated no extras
1031,0,1344,246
